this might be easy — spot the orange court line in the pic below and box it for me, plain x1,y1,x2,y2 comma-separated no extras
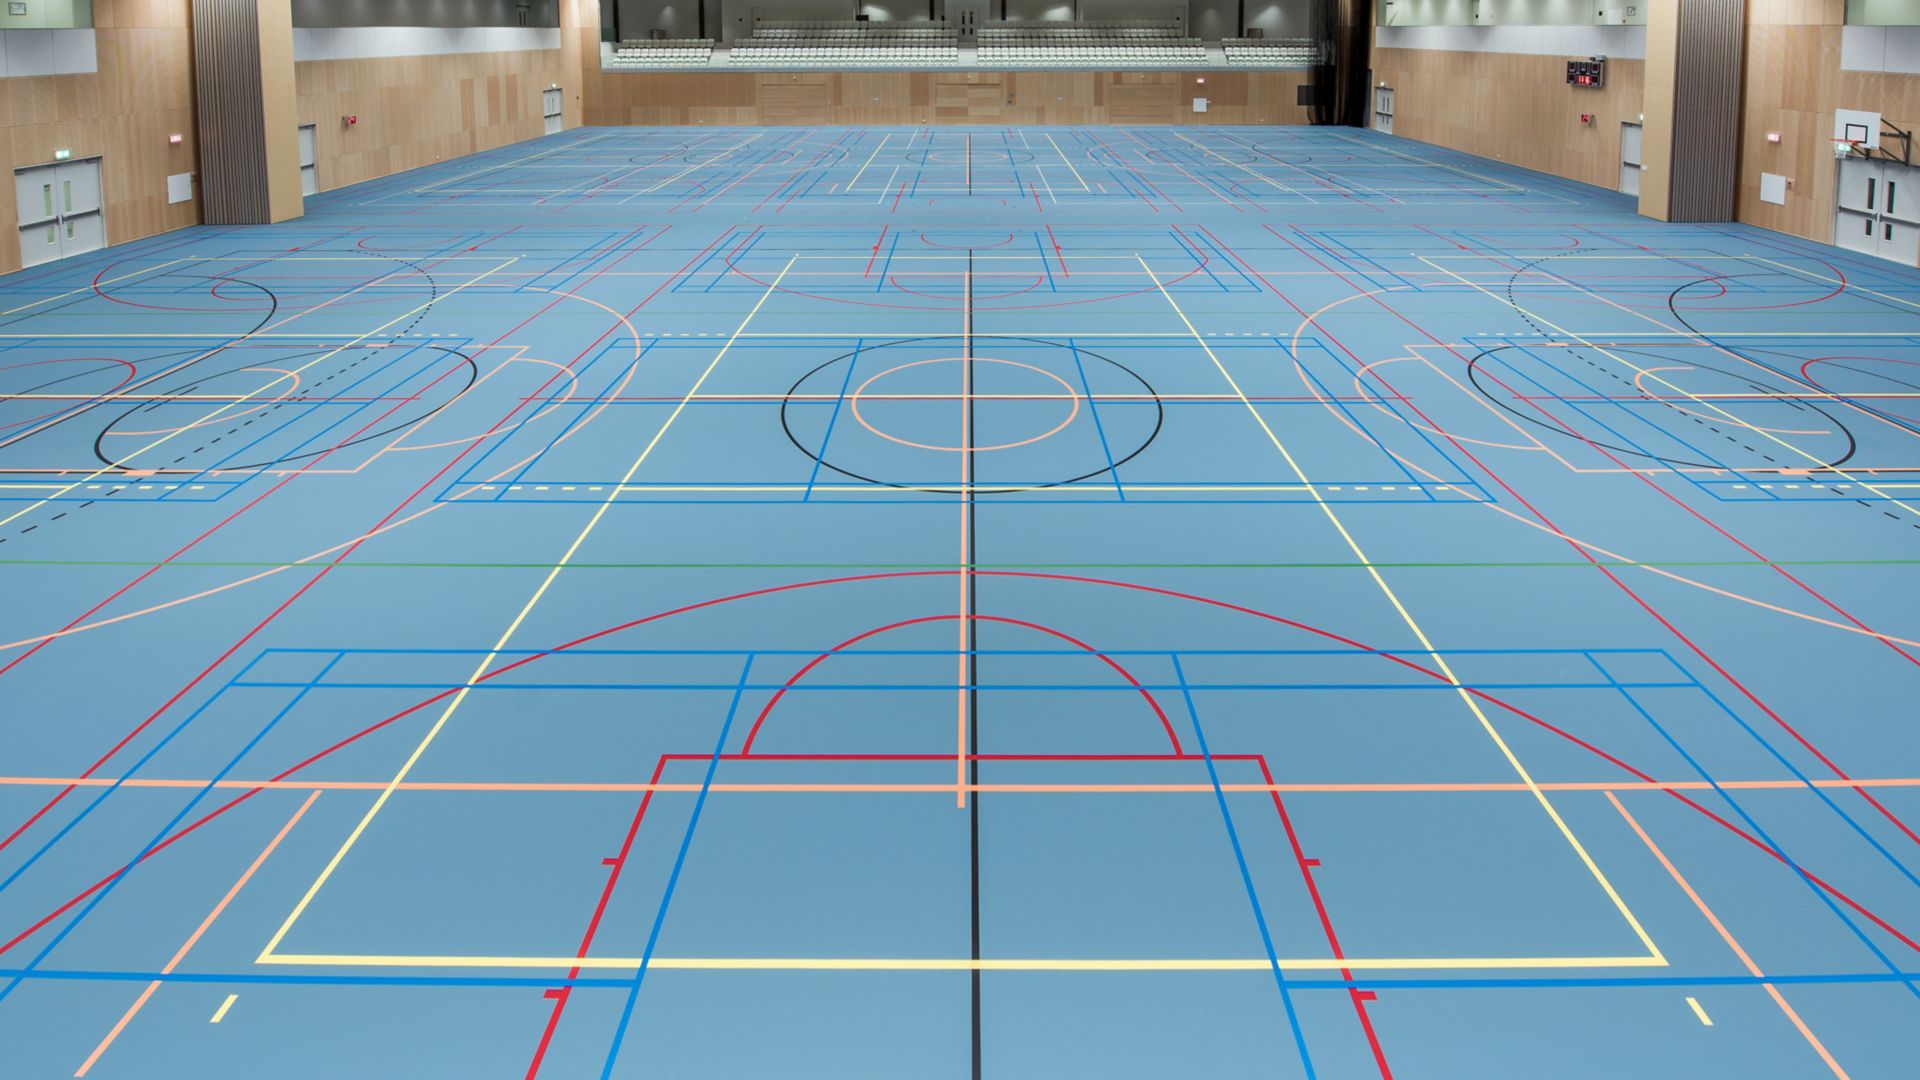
4,775,1917,795
73,791,321,1077
1607,792,1849,1079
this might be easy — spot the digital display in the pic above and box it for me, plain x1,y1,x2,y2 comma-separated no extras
1567,59,1607,88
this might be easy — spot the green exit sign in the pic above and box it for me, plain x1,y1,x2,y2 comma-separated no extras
52,148,71,161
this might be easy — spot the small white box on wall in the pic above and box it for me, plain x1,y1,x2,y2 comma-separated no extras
1192,97,1208,113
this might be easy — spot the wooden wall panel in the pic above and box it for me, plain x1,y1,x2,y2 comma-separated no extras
1368,44,1646,192
294,48,568,192
0,0,199,276
585,70,1312,126
1735,0,1918,247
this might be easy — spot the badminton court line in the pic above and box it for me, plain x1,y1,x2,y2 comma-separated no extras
1136,252,1665,967
256,256,798,963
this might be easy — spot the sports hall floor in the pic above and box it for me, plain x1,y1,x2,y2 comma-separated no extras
1,125,1918,1077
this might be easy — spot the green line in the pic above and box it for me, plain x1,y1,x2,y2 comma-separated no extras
7,557,1912,568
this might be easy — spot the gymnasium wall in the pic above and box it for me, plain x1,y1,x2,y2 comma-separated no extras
1735,0,1920,245
294,45,566,191
583,68,1309,124
0,0,198,276
1368,26,1646,191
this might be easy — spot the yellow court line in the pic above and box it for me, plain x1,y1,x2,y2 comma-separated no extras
639,134,763,195
209,995,238,1024
409,132,616,194
257,256,799,964
1136,254,1665,966
0,257,519,533
1418,255,1920,522
848,132,889,192
1686,996,1713,1026
1044,133,1091,191
1745,254,1920,314
1329,131,1539,195
257,952,1668,972
0,258,188,316
1174,132,1305,200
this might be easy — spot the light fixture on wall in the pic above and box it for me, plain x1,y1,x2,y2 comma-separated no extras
168,133,183,145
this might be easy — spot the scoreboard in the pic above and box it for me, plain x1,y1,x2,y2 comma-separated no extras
1567,57,1607,88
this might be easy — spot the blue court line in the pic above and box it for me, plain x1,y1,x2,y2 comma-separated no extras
1170,653,1317,1080
1277,337,1432,492
875,229,901,290
480,338,658,499
1168,227,1230,292
1284,335,1480,492
1590,656,1920,1002
1493,339,1778,502
256,644,1679,659
803,337,863,501
703,228,765,293
598,654,756,1079
1032,232,1056,291
1064,336,1124,501
1625,657,1920,896
0,652,346,1005
230,680,1701,694
158,335,449,499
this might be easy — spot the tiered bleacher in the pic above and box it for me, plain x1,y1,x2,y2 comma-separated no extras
976,21,1207,67
1222,37,1319,66
729,21,960,67
606,39,716,67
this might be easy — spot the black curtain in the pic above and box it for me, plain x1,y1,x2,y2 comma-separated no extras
1308,0,1373,127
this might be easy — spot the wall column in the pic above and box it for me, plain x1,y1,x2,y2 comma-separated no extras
560,0,601,129
192,0,302,224
1637,0,1744,222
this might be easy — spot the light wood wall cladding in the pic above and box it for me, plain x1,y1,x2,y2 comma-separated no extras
583,70,1312,126
1638,0,1676,219
294,49,567,191
1736,0,1920,246
1369,45,1645,192
0,0,198,276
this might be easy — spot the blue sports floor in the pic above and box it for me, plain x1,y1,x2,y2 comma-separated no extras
1,125,1918,1077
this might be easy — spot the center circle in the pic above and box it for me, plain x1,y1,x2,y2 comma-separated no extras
779,336,1164,495
848,357,1081,453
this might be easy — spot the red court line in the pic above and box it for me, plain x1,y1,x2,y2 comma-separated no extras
1242,222,1920,853
0,223,692,858
737,612,1182,756
8,572,1918,983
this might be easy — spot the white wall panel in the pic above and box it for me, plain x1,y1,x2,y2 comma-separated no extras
292,25,561,60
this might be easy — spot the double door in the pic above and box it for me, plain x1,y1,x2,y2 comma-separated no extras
15,158,104,269
1837,156,1920,265
542,88,563,136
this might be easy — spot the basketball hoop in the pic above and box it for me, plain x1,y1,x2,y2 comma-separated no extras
1834,137,1864,158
